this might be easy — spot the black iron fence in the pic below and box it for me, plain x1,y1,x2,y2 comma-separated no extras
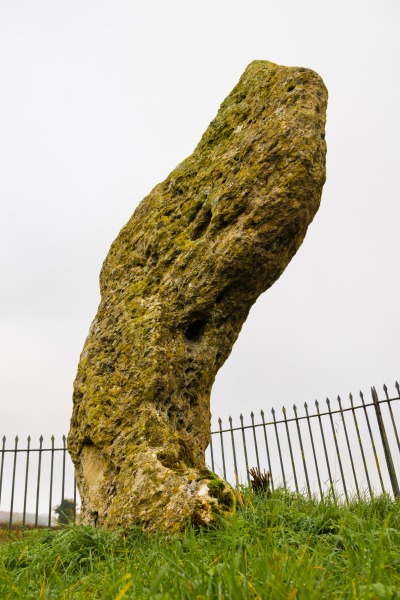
0,435,77,533
206,383,400,501
1,382,399,532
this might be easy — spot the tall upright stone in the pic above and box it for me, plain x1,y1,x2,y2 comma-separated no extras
68,60,327,530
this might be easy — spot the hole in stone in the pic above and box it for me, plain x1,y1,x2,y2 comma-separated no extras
216,282,237,304
216,289,227,304
189,396,198,408
191,208,212,240
287,84,296,92
184,319,206,342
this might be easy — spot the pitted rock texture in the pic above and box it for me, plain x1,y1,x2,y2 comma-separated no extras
68,60,327,531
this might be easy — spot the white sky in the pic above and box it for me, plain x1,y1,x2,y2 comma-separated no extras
1,0,399,441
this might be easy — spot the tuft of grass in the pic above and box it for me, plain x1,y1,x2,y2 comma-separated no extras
1,490,400,598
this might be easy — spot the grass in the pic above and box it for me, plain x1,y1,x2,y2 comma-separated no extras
1,489,400,599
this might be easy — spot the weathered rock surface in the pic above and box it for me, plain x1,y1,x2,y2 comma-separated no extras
68,60,327,530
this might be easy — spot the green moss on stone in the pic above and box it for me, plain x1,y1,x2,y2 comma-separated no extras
68,59,327,531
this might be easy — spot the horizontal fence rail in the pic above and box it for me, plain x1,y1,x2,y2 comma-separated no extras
1,382,399,531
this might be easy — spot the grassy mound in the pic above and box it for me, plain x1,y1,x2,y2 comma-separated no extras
1,489,400,599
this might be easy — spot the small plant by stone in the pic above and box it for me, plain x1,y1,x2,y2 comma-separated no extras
248,467,271,494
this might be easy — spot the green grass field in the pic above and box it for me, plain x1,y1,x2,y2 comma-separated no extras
1,489,400,599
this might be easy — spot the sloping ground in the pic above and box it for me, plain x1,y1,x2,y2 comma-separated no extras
1,490,399,598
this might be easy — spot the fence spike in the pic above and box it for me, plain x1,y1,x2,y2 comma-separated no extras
383,383,388,395
396,381,400,395
326,397,331,408
260,409,264,418
304,402,308,409
39,435,43,442
27,435,31,442
293,403,297,411
315,400,320,410
271,407,275,416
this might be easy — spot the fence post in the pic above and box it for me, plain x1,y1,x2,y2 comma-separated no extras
35,435,43,527
350,393,373,497
0,436,5,506
272,407,286,489
337,396,360,500
316,400,336,500
218,418,226,480
250,412,261,472
371,387,400,498
62,435,67,504
48,435,55,527
240,414,250,486
228,416,239,484
209,434,215,472
261,410,274,491
283,407,298,493
305,403,323,499
326,398,348,503
23,436,31,526
294,404,311,498
383,384,400,454
9,436,19,533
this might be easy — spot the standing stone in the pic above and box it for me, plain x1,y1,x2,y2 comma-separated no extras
68,60,327,530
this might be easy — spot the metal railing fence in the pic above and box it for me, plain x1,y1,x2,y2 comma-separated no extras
0,435,77,533
207,383,400,501
1,382,399,532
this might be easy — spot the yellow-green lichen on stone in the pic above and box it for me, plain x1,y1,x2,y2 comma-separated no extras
68,60,327,531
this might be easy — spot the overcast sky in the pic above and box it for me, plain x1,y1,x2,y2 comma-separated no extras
1,0,399,441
